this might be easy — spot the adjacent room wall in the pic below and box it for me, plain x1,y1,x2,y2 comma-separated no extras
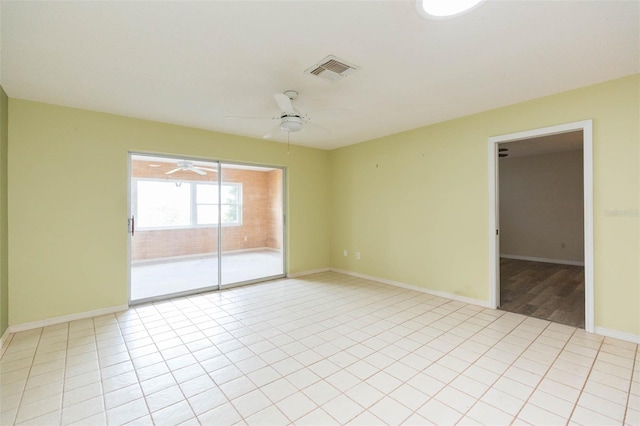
499,149,584,264
330,74,639,336
0,86,8,338
8,101,331,325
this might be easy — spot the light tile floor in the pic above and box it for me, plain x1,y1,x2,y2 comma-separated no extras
131,250,283,301
1,272,638,425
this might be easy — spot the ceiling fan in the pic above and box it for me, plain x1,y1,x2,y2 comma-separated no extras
166,160,217,176
225,90,330,139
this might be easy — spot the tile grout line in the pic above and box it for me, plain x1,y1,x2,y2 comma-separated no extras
512,326,580,425
185,278,471,424
111,306,152,424
308,293,489,422
345,286,576,424
4,272,638,426
12,327,44,425
286,297,512,423
57,322,70,426
259,277,536,423
563,333,606,425
319,299,489,423
0,332,15,360
61,317,105,426
0,276,560,422
93,316,111,426
622,343,639,425
274,282,466,423
194,289,319,424
454,318,558,424
398,307,523,421
119,305,177,424
468,319,564,422
163,297,242,423
186,278,409,423
143,298,241,423
2,280,531,425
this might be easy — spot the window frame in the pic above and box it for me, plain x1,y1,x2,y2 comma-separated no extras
133,177,243,230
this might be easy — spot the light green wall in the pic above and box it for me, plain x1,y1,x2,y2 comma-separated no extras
330,74,640,336
0,86,8,336
7,74,640,337
8,100,331,325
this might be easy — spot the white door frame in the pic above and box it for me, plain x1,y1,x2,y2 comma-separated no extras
488,120,594,332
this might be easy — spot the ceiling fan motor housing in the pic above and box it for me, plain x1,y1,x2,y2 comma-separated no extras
280,115,303,132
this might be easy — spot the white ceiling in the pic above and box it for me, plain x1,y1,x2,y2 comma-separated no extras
1,1,638,150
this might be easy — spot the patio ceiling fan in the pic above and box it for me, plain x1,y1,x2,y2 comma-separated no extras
166,160,217,176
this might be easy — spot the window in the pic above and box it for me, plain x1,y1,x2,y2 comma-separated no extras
194,183,242,225
135,179,242,229
196,184,218,225
136,181,191,228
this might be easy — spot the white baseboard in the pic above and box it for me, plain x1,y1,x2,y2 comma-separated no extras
330,268,491,308
287,267,331,278
133,247,281,266
501,254,585,267
4,275,636,347
594,326,640,345
8,304,129,334
327,269,640,344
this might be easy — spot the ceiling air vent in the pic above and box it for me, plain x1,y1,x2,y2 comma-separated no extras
305,55,360,81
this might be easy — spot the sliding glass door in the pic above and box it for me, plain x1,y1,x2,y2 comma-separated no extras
129,154,284,303
220,164,284,287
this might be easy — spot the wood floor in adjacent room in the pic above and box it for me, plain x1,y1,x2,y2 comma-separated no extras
500,258,585,329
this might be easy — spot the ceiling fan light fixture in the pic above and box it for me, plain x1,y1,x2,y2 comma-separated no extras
280,116,303,132
416,0,485,18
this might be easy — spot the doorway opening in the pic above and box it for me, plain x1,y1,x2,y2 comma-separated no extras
128,154,285,303
488,121,594,332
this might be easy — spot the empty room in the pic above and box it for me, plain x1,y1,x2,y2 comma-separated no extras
0,1,638,426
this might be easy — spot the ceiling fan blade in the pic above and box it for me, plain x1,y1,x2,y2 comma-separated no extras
195,167,218,172
165,168,181,175
273,93,294,115
191,168,207,175
263,123,282,139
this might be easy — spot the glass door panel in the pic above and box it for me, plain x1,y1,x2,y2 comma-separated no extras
220,164,284,286
130,154,220,302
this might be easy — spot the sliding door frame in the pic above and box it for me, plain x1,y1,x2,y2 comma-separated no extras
127,152,286,305
219,160,287,289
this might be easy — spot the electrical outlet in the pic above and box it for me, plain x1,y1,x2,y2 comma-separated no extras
244,236,248,242
343,250,348,257
356,252,361,260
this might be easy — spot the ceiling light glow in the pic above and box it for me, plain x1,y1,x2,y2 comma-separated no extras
417,0,485,18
